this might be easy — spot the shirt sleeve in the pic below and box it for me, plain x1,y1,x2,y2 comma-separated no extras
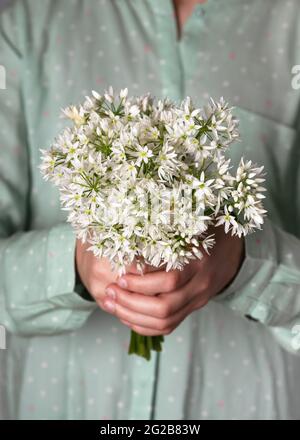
0,3,97,336
213,210,300,355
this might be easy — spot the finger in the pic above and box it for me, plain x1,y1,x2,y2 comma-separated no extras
103,284,203,332
124,324,168,337
106,282,194,317
116,266,194,295
103,299,168,329
130,288,210,336
118,293,202,336
119,318,132,327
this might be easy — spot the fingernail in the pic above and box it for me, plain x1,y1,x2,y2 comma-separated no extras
118,278,127,289
103,300,115,313
105,288,116,300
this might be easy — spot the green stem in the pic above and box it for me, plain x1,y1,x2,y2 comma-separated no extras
128,330,164,361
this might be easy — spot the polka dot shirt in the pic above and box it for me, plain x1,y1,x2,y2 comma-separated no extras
0,0,300,420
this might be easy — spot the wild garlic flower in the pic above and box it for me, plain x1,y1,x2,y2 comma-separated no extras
39,87,267,275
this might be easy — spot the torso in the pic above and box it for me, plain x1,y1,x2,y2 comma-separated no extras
173,0,206,39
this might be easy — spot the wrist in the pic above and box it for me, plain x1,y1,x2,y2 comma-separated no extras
217,236,245,296
74,252,95,303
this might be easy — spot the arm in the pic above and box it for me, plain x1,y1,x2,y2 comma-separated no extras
0,3,97,336
213,217,300,354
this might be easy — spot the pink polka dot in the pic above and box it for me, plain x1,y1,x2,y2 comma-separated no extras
28,404,36,412
144,44,152,53
265,99,273,108
217,320,225,331
217,400,225,408
256,238,261,244
13,145,22,156
96,76,104,85
229,51,236,60
260,134,268,144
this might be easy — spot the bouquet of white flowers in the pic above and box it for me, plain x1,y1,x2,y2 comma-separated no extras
39,87,267,361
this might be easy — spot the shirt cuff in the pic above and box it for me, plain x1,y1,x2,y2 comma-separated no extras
46,223,97,328
213,218,277,324
74,264,95,303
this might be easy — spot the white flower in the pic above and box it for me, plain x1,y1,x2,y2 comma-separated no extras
92,90,101,100
215,205,239,234
132,145,153,166
40,87,267,275
104,85,114,103
192,171,215,200
120,88,128,100
201,234,216,255
62,105,86,126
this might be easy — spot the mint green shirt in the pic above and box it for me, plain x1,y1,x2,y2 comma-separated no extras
1,0,300,420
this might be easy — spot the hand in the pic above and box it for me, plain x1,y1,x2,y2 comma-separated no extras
102,225,245,336
75,238,119,305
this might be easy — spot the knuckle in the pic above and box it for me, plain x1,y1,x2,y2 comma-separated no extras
157,319,169,331
157,302,172,319
132,326,147,336
162,326,174,336
120,320,131,329
201,274,212,293
197,295,209,309
201,296,209,308
165,271,180,291
157,314,174,331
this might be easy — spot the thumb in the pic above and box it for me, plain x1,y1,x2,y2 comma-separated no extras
127,260,165,275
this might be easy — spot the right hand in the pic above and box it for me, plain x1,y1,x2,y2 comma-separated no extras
75,238,119,308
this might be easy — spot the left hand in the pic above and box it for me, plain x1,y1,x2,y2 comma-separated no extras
100,225,245,336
